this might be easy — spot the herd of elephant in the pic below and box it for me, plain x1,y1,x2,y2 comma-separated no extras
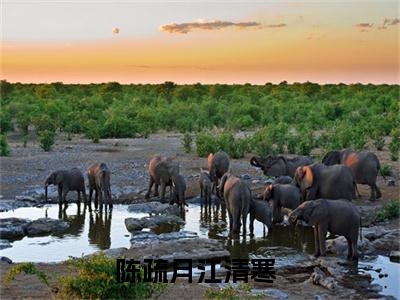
44,148,384,261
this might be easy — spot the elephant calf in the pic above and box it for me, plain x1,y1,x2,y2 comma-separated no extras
264,184,302,223
171,174,187,208
199,169,212,204
87,163,112,210
45,168,87,206
218,173,251,235
249,199,273,233
289,199,361,260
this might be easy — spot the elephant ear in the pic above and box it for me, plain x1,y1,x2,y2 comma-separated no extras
54,171,64,185
263,184,274,201
302,166,314,190
277,156,289,174
305,201,326,226
250,156,263,168
294,167,304,187
207,153,214,172
322,151,340,165
218,173,229,193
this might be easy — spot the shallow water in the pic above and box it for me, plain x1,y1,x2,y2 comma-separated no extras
0,202,398,297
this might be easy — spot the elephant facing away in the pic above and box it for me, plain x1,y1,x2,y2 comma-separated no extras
199,169,212,204
45,168,87,206
87,163,112,210
145,156,179,202
250,155,313,178
289,199,361,260
322,149,382,201
218,173,251,235
263,183,302,223
171,173,187,208
294,164,356,201
208,151,230,196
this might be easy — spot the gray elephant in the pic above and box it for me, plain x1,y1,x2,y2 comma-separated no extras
289,199,361,260
294,164,355,201
263,183,302,223
208,151,230,195
249,199,273,233
87,163,112,210
322,149,382,201
199,168,212,204
218,172,251,234
45,168,87,206
171,173,187,208
145,156,179,202
272,176,293,185
250,155,312,177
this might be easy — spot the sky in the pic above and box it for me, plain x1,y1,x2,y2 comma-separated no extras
1,0,399,84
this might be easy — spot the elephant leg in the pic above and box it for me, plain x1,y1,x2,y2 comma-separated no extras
145,177,154,199
89,188,93,203
231,206,241,234
228,210,233,232
154,183,159,197
368,184,376,201
249,212,255,233
94,189,99,210
375,184,382,199
351,238,359,261
242,212,247,235
318,224,328,256
160,182,166,202
346,237,353,260
200,187,203,201
314,226,321,257
62,189,69,206
77,191,81,205
58,186,63,205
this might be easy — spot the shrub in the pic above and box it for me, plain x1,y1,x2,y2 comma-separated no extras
0,134,10,156
182,132,193,153
195,131,218,157
251,127,275,156
58,253,163,299
85,120,101,143
371,130,385,151
0,110,13,133
380,164,392,177
389,129,400,161
375,200,400,222
296,130,314,156
38,130,56,151
4,262,48,286
22,134,28,148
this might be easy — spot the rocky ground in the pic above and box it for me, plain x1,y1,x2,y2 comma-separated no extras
0,132,399,299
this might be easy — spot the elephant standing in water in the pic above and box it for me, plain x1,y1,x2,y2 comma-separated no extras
199,169,212,204
171,173,187,208
218,172,251,235
87,163,112,210
208,151,230,196
322,149,383,201
294,164,356,201
289,199,361,260
45,168,87,207
250,155,312,178
145,156,180,202
249,199,273,234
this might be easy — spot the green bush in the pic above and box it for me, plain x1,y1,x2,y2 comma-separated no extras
0,110,13,133
375,200,400,222
85,120,101,143
38,130,56,152
0,134,10,156
59,253,163,299
4,262,48,286
380,164,392,177
251,127,275,156
195,131,218,157
389,129,400,161
182,132,193,153
372,130,385,151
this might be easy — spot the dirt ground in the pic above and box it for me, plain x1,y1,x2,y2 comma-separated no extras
0,132,399,299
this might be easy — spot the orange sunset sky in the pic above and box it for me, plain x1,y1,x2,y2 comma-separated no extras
1,0,399,84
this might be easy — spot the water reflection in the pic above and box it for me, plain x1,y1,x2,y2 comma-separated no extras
88,209,112,249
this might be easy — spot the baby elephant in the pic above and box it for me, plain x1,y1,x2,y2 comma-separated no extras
45,168,87,206
289,199,361,260
218,173,251,235
171,174,187,208
264,184,302,223
87,163,112,210
199,169,212,204
249,199,273,233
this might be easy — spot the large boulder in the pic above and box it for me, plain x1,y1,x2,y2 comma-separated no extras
326,236,375,256
0,239,12,250
0,218,30,239
0,200,32,212
125,218,144,232
362,226,400,253
130,231,198,245
127,201,180,215
124,215,185,232
25,218,69,236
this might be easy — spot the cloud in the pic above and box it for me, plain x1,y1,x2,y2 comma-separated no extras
265,23,287,28
355,23,374,28
379,17,400,30
159,20,262,34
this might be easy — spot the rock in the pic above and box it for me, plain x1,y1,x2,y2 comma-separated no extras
0,256,13,264
125,215,185,232
240,174,252,180
326,236,375,256
0,239,12,250
250,288,289,300
25,218,69,236
125,218,144,232
306,266,337,291
368,284,382,293
386,179,395,186
130,231,198,245
0,218,30,239
389,251,400,262
362,226,387,241
252,180,261,184
0,200,31,212
370,229,400,252
15,196,37,202
87,247,128,259
127,201,180,215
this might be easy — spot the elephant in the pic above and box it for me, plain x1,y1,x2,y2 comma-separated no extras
171,173,187,208
199,168,212,204
45,168,87,206
263,183,302,223
322,149,382,201
208,151,230,195
249,199,273,233
288,199,361,260
218,172,251,234
294,164,356,201
250,155,313,178
272,176,293,185
87,163,112,210
145,156,179,202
